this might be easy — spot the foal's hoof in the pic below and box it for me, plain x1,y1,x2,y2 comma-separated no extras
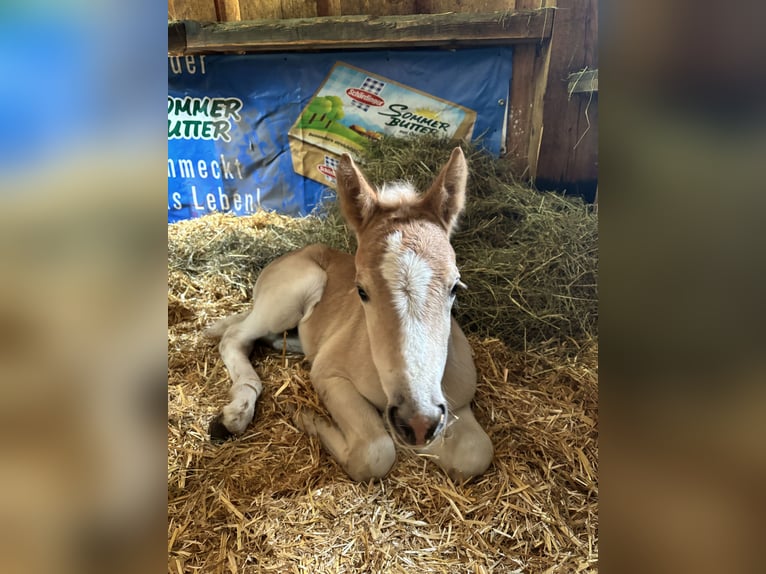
208,413,234,442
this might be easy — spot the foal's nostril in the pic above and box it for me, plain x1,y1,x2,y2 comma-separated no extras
387,404,447,445
387,406,416,444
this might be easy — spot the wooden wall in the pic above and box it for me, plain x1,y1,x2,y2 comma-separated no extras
534,0,597,200
168,1,523,19
168,0,598,198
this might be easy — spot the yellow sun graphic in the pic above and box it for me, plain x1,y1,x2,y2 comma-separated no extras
414,107,441,120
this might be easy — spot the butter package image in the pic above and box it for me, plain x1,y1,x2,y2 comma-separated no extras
289,62,477,187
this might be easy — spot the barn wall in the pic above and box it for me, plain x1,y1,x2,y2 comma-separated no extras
167,0,598,196
534,0,598,199
167,0,525,18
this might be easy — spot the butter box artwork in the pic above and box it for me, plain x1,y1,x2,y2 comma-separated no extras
288,62,477,187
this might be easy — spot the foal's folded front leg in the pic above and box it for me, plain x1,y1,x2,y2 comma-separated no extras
208,319,265,440
418,405,493,482
295,375,396,482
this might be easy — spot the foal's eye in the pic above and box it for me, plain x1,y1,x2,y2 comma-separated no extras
357,286,369,302
450,279,465,298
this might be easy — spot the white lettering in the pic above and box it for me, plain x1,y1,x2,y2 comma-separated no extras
191,185,204,210
218,187,230,210
220,155,234,179
168,55,206,75
178,159,194,178
168,156,245,181
169,56,182,75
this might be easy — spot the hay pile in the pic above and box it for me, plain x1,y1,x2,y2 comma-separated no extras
169,137,597,352
168,138,598,572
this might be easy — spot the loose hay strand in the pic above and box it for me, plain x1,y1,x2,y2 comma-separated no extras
168,137,598,572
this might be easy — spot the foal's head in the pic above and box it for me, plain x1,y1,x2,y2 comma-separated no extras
336,147,468,447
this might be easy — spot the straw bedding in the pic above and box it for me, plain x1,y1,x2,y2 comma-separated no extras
168,139,598,572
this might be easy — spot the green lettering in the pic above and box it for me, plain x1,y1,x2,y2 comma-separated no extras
191,97,209,116
212,121,231,142
168,119,181,138
222,98,242,121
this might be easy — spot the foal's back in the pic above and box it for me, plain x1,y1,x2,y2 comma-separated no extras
293,244,389,410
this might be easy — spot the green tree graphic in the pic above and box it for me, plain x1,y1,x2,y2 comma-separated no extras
300,95,345,129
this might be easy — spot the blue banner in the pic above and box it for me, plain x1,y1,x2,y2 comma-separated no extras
168,48,513,222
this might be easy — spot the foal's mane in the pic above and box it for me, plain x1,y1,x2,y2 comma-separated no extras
367,181,445,231
376,181,420,209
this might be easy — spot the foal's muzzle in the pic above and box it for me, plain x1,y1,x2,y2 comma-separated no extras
387,403,447,446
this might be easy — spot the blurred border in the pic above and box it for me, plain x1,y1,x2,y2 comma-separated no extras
0,2,167,574
4,0,766,571
601,0,766,571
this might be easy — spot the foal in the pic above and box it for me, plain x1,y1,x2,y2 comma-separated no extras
206,148,493,481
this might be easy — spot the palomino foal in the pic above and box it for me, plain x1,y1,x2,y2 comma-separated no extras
206,148,493,481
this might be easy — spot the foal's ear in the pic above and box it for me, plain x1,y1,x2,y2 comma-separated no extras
336,154,377,234
419,147,468,235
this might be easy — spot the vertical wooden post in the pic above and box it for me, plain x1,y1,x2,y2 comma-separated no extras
281,0,318,17
317,0,342,16
171,0,218,20
215,0,241,21
507,0,553,182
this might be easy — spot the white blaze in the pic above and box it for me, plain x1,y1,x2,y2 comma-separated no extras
380,231,444,405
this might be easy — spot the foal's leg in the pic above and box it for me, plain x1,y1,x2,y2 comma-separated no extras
419,406,493,482
296,374,395,481
208,251,327,439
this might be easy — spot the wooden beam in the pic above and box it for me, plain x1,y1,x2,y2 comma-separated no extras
567,68,598,94
507,1,554,180
170,0,218,21
214,0,241,22
168,20,187,53
168,9,555,54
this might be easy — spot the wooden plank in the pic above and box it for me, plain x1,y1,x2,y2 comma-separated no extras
416,0,517,13
240,0,282,19
214,0,241,21
240,0,317,19
567,68,597,93
316,0,342,16
169,9,555,54
507,0,553,178
171,0,218,21
524,33,552,181
168,21,187,53
535,0,597,196
341,1,417,15
281,0,318,18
